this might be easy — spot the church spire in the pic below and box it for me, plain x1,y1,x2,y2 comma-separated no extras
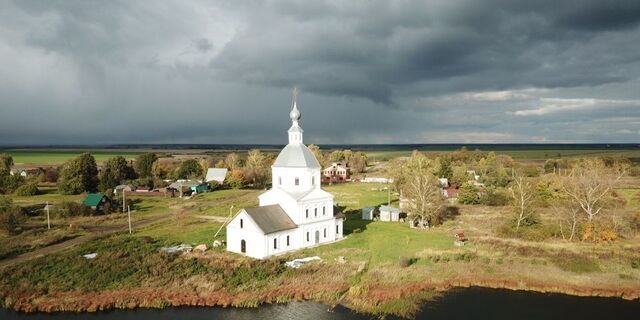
288,87,303,144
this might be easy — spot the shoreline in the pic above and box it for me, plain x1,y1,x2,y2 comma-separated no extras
3,278,639,316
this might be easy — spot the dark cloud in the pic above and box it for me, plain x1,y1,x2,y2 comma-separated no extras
0,0,639,145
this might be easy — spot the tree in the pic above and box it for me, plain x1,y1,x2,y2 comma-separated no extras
0,169,25,194
134,153,158,178
57,153,99,195
509,176,537,232
215,160,226,168
457,182,480,204
561,158,627,241
0,153,14,171
174,159,204,179
0,196,25,234
225,153,242,170
436,157,453,179
562,158,627,223
450,164,471,188
227,169,247,189
99,156,136,191
403,173,445,228
308,144,327,167
349,152,368,174
328,150,344,163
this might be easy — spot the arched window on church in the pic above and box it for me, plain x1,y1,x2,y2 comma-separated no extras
323,206,326,216
278,177,281,185
312,176,315,186
314,208,317,217
295,177,299,186
306,209,309,218
240,219,243,228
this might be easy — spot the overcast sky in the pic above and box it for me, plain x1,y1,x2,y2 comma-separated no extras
1,0,640,145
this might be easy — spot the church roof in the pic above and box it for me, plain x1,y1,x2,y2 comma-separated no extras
244,204,298,234
273,143,321,168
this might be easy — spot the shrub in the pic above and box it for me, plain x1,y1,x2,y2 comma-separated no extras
13,183,39,196
399,257,418,267
208,180,220,190
631,260,640,269
551,251,601,273
480,187,510,206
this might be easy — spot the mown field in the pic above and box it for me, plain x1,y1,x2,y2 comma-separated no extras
365,149,640,161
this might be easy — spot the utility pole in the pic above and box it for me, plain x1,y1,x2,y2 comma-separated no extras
213,205,234,238
128,205,132,234
46,201,50,230
388,187,391,206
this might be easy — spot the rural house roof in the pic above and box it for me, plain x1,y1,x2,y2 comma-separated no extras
333,205,345,219
205,168,228,183
243,204,298,234
83,193,106,207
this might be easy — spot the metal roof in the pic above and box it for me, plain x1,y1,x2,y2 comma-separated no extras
205,168,228,183
243,204,298,234
273,143,321,168
83,193,106,207
379,205,402,213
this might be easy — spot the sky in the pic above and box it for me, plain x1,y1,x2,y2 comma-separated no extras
1,0,640,145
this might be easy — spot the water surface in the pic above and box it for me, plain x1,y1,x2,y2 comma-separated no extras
2,287,639,320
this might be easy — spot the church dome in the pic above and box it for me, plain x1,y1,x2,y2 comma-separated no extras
289,102,301,121
273,143,320,168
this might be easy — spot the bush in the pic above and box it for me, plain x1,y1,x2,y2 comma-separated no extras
13,184,39,196
56,201,94,218
497,221,559,241
399,257,418,267
480,187,510,206
208,180,220,190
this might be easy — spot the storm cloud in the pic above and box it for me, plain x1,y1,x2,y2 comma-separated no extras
1,0,639,144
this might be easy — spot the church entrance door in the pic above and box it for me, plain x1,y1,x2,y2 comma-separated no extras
241,240,246,253
315,230,320,244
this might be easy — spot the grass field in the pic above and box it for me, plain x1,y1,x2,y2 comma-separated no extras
5,150,144,165
365,149,640,161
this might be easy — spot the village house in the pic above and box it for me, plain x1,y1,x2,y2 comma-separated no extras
226,94,344,259
83,193,110,211
323,162,350,183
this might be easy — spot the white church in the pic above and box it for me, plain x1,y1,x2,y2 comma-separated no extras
226,93,344,259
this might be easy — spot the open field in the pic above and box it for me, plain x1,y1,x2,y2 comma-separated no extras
4,150,144,166
365,149,640,162
4,145,640,167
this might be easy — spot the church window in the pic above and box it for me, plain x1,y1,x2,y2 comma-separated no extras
278,177,281,185
314,208,317,217
295,177,299,186
286,235,290,246
240,219,243,228
273,238,277,249
324,228,327,238
306,232,309,242
312,176,315,186
306,209,309,218
323,206,326,216
336,225,339,234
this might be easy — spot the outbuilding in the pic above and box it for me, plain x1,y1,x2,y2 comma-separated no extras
379,205,401,222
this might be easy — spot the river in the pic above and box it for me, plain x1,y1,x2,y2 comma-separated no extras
2,287,639,319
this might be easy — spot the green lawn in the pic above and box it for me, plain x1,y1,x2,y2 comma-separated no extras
324,182,397,213
135,216,222,245
5,150,143,165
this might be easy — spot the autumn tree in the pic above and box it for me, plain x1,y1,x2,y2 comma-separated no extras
349,152,368,173
403,172,445,228
134,153,158,178
0,196,25,234
562,158,627,223
57,153,99,195
227,169,247,189
225,153,242,170
308,144,327,167
561,158,627,241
